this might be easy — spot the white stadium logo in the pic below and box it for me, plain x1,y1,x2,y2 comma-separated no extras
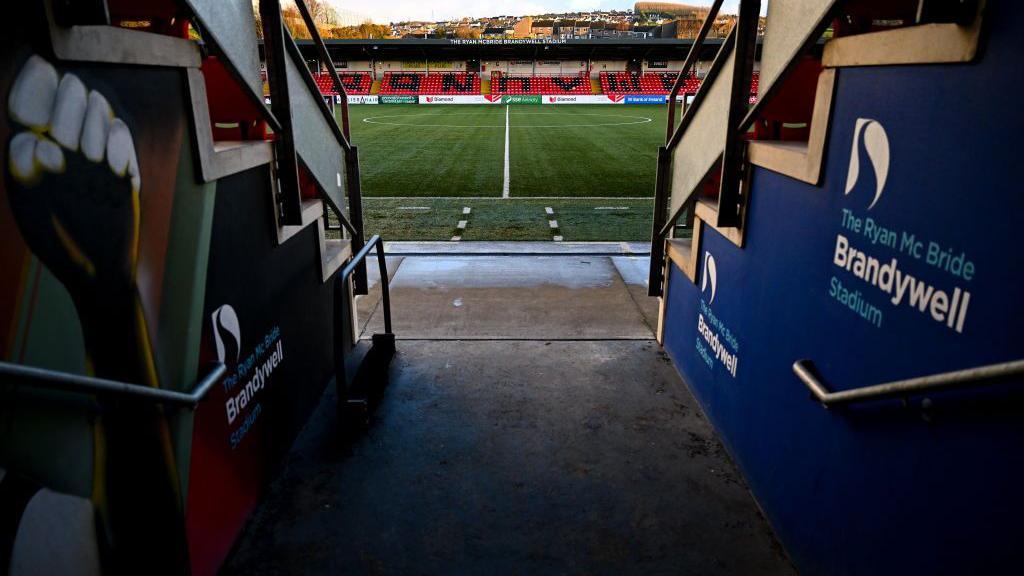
701,251,718,305
845,118,890,210
212,304,241,363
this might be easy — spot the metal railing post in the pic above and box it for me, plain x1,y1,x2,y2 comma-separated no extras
346,145,368,295
649,146,672,297
259,0,303,226
717,0,761,228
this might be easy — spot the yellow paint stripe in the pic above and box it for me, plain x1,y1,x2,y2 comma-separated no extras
51,215,96,277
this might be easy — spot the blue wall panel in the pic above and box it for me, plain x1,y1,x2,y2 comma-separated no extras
663,4,1024,574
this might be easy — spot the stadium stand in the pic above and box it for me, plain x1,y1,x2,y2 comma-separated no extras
600,71,760,99
379,72,482,95
314,71,372,95
491,72,591,95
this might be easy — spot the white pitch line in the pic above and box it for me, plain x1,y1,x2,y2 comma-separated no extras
398,206,431,211
502,105,511,199
595,207,629,211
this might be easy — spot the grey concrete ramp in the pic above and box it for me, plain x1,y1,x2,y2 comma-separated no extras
224,341,793,575
359,256,653,340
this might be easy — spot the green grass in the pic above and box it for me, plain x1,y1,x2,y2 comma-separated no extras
346,104,664,198
362,198,653,242
336,104,663,241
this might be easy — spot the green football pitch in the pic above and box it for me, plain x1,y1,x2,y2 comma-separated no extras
338,104,667,242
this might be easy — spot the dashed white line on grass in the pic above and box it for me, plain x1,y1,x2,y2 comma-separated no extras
398,206,431,210
502,105,511,199
595,207,630,211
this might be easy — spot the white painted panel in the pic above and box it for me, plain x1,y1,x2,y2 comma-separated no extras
759,0,833,97
669,55,735,216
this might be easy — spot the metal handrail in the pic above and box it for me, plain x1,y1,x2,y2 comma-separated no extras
793,359,1024,408
340,235,392,334
0,362,226,409
293,0,353,145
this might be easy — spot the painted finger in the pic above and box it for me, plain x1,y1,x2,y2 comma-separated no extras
81,91,112,163
9,132,41,185
8,55,58,130
35,138,65,174
50,74,88,151
106,118,135,186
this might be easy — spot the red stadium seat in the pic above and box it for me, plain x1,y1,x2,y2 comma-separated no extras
379,72,482,95
314,72,372,95
490,72,590,95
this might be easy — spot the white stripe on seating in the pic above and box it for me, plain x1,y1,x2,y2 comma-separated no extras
502,105,511,198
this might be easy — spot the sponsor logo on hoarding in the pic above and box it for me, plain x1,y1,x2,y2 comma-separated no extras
419,95,502,105
380,95,417,104
625,95,668,105
541,95,624,105
347,95,378,105
503,95,542,104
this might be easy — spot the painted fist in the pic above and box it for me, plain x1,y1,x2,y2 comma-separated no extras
6,54,142,294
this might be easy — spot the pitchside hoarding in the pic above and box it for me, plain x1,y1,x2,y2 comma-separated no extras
379,95,418,104
338,95,378,105
419,95,503,105
542,94,625,105
503,95,542,104
625,95,669,105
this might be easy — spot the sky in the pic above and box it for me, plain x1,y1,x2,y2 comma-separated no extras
328,0,744,24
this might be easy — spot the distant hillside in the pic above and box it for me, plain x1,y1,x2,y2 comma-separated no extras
634,2,710,19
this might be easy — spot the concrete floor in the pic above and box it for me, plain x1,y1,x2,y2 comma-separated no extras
225,251,793,575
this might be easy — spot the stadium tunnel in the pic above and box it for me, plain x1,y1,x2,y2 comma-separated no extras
0,1,1022,575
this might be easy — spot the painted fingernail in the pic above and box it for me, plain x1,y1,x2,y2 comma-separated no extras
8,55,58,130
81,91,111,162
50,73,87,151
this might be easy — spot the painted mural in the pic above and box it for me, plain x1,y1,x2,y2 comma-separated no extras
0,9,341,575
